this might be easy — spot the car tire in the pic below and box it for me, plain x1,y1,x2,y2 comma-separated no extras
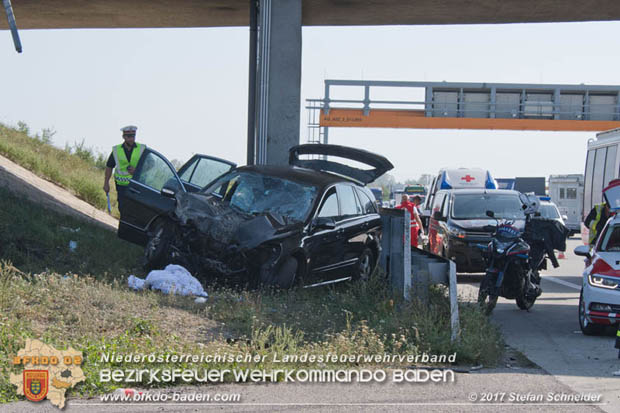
579,288,604,335
143,220,173,271
276,256,298,289
354,248,375,281
261,256,298,289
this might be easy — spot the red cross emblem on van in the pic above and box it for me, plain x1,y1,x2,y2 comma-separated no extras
461,175,475,183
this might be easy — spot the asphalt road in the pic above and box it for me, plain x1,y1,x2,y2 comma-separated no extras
3,238,618,413
458,237,620,413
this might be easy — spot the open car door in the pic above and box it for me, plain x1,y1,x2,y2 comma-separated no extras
118,148,235,245
289,144,393,185
177,154,236,192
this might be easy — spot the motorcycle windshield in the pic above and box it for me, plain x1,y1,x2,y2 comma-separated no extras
496,222,521,240
493,238,516,255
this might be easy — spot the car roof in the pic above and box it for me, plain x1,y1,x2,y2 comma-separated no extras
439,189,521,196
235,164,359,188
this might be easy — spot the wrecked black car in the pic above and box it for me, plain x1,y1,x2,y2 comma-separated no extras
117,144,393,288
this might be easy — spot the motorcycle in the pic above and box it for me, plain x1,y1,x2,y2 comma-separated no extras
477,197,565,315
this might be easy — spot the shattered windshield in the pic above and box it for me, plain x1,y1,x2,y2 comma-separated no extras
203,171,319,223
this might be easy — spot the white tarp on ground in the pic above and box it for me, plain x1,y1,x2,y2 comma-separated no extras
128,264,207,300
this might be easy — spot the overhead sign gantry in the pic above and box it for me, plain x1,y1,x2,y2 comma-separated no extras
306,80,620,144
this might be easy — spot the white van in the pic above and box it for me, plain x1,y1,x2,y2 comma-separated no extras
582,128,620,243
548,174,583,235
420,168,497,228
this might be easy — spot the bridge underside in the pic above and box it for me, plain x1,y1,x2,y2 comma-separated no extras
2,0,620,30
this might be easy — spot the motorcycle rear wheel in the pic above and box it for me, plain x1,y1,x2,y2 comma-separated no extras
478,272,499,315
516,271,538,310
516,295,536,310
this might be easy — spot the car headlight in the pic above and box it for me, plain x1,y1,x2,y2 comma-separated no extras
447,224,466,239
588,274,620,290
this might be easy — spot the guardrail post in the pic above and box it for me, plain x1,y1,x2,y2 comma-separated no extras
379,208,410,299
380,209,460,342
448,260,460,343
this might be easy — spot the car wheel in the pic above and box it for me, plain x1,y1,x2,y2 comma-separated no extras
354,248,375,281
143,220,173,271
579,288,604,335
275,256,298,289
261,256,298,289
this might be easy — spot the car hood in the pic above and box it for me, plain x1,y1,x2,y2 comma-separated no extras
289,144,394,185
451,218,525,232
174,192,303,250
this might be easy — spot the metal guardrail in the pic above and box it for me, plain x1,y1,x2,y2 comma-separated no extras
380,208,460,343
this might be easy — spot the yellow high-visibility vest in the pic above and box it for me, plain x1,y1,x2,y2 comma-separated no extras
589,203,606,245
113,143,145,186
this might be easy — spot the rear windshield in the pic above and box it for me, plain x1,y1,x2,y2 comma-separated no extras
539,203,560,219
599,224,620,251
452,193,525,220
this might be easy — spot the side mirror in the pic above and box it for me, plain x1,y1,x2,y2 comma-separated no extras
161,187,176,198
486,210,495,218
432,210,443,221
573,245,591,258
312,217,336,231
562,215,568,221
161,178,182,198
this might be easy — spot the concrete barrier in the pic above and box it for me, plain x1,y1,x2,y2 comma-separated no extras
380,209,460,343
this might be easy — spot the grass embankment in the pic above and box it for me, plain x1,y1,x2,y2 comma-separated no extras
0,139,504,403
0,187,504,403
0,187,141,279
0,123,120,218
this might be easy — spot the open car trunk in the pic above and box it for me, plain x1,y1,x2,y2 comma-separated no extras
289,144,394,184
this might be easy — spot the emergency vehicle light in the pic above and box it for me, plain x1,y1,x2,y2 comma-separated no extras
439,171,452,190
485,172,497,189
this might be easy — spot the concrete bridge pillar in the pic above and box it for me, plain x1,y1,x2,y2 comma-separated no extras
255,0,302,165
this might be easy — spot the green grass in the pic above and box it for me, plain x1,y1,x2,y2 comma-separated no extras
0,150,504,403
0,123,120,218
0,186,142,280
0,262,503,402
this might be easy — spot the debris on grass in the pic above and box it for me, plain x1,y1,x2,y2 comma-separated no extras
128,264,208,299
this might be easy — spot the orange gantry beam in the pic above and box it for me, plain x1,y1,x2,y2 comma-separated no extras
319,108,620,132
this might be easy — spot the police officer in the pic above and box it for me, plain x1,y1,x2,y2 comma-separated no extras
103,125,146,216
584,201,612,246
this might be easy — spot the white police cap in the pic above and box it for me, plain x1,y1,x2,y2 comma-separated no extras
121,125,138,133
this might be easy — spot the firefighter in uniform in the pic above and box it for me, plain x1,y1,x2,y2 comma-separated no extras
103,125,146,217
584,201,612,246
396,194,424,248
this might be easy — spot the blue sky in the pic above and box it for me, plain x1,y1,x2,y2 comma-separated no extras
1,21,619,181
